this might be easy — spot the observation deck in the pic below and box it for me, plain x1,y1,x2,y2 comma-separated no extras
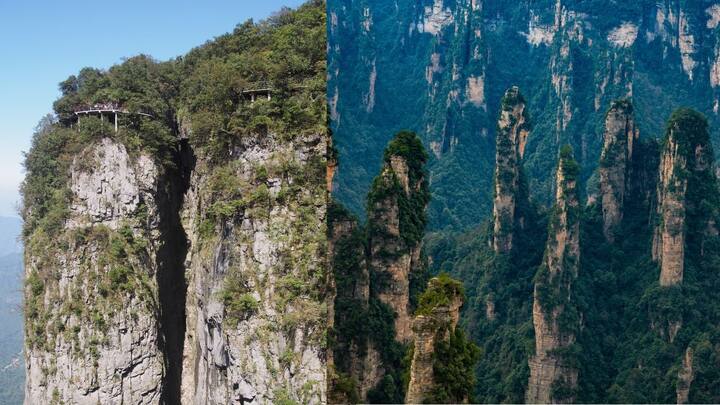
73,103,153,132
242,82,273,103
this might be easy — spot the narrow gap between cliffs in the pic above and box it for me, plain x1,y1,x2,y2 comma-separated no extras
155,138,195,404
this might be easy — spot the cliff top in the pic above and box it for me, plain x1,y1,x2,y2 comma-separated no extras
665,108,710,154
415,273,464,317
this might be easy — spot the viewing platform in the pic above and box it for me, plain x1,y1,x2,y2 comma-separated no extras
242,82,273,103
73,103,153,132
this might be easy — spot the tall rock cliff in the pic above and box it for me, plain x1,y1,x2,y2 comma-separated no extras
330,0,720,232
24,137,170,404
327,202,371,404
22,2,328,403
598,100,638,242
405,275,464,404
652,108,714,287
180,130,328,404
330,131,431,403
527,146,581,404
367,131,430,344
493,86,531,254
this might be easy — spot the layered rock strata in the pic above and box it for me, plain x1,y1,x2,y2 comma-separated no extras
652,109,714,287
367,136,428,344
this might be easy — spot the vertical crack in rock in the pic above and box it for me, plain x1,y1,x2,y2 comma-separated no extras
156,139,194,404
24,137,169,404
180,131,328,404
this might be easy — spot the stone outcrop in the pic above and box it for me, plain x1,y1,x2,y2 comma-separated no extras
320,131,429,401
598,100,637,242
368,158,416,343
676,347,694,404
405,276,464,405
24,138,166,404
493,86,531,253
180,131,328,404
24,4,328,403
327,202,377,403
25,131,329,405
652,109,714,287
367,133,429,344
527,146,580,404
652,130,687,286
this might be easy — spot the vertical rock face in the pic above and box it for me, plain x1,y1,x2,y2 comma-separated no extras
405,276,463,405
180,132,328,404
527,146,580,404
327,202,374,403
368,158,415,343
24,138,166,404
493,86,531,253
598,100,637,242
652,109,714,287
331,0,720,234
676,347,694,404
330,132,431,403
367,132,429,344
653,131,687,287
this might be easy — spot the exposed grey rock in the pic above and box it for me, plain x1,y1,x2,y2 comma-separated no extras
180,132,327,404
25,138,164,405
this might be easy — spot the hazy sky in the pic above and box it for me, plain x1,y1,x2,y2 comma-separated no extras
0,0,305,218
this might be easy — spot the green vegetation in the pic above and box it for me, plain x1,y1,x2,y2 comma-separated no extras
179,0,326,162
415,273,463,316
427,328,481,404
328,201,370,367
332,132,467,403
221,270,259,324
411,274,480,404
368,131,431,247
332,0,720,398
535,145,580,324
21,3,327,397
365,131,432,402
426,105,720,402
429,220,542,402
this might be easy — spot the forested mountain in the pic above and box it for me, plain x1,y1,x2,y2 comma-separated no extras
21,1,328,404
329,0,720,231
328,1,720,402
328,132,478,404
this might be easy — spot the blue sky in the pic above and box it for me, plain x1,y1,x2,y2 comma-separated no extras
0,0,305,218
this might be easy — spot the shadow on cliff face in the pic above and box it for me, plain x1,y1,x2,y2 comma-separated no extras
156,138,195,404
